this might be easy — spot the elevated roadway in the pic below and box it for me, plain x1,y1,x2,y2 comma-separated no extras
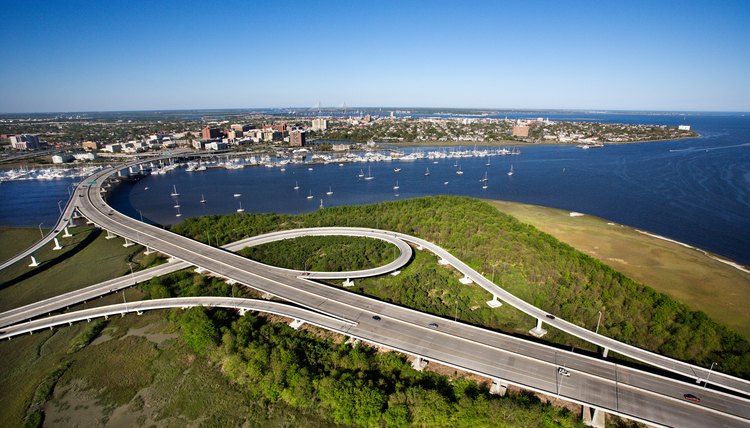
3,159,750,427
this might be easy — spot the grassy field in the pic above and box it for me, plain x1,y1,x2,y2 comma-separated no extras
0,226,161,312
490,200,750,338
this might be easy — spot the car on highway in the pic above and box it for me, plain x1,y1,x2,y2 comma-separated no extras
683,393,701,403
546,314,556,320
372,315,381,321
428,322,439,329
558,367,570,377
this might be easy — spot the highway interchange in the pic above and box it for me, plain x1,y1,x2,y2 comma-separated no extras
1,159,749,427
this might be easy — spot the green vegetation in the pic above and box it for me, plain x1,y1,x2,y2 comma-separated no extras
174,196,750,378
0,226,163,312
489,200,750,338
172,306,584,428
240,235,399,271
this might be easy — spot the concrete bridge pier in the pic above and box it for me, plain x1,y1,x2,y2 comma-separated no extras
529,319,548,338
122,238,135,247
63,226,73,238
438,258,449,265
601,347,609,358
237,308,248,316
489,379,509,396
459,275,473,284
582,405,605,428
105,230,116,240
486,295,503,308
143,246,154,255
28,255,40,267
53,238,63,250
289,319,305,330
345,337,360,347
411,356,428,371
343,278,354,287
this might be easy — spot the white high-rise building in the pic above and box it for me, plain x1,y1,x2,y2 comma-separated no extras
311,118,328,132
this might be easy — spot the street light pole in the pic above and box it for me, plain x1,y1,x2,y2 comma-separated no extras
38,222,44,239
596,310,603,334
58,200,63,214
703,362,718,389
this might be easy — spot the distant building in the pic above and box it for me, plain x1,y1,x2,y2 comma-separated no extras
311,118,328,131
81,140,100,151
332,143,350,151
227,130,243,139
73,152,97,161
512,126,530,137
10,134,40,150
262,130,281,142
230,124,244,132
52,154,73,164
678,125,691,131
289,130,306,147
102,143,122,153
201,126,221,140
205,141,229,151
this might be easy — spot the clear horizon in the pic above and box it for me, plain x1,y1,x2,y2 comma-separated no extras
2,0,749,113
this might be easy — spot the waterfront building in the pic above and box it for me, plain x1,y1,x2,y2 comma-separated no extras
512,126,530,137
10,134,40,150
289,130,306,147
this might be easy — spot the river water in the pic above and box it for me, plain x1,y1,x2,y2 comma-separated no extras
1,112,748,265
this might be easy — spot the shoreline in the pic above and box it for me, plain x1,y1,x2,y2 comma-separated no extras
635,229,750,274
378,134,699,148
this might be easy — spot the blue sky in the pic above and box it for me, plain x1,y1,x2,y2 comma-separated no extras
1,0,748,112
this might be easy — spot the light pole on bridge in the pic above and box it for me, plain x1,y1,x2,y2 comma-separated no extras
38,222,44,239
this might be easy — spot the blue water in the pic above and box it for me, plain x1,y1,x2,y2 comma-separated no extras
1,113,748,266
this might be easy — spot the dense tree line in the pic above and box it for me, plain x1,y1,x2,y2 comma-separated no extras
172,196,750,378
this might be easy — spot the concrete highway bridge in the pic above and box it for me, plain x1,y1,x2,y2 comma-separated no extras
2,158,749,427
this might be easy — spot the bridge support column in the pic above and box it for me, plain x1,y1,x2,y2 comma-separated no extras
438,258,449,265
28,255,39,267
289,319,305,330
489,379,508,397
237,308,248,316
105,230,116,240
143,246,154,255
411,356,427,372
343,278,354,287
52,238,63,250
122,238,134,247
346,337,360,347
582,406,605,428
529,319,548,338
601,347,609,358
459,275,473,284
486,295,503,308
63,226,72,238
416,244,424,251
261,292,273,300
390,270,401,276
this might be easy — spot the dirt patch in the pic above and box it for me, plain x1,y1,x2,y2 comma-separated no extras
125,324,178,346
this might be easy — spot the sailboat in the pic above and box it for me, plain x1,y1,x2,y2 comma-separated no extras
486,157,491,167
307,190,314,199
200,194,206,203
170,185,179,197
293,181,300,190
393,167,401,173
175,206,182,218
393,180,400,191
326,186,334,196
144,186,149,191
507,165,514,176
236,201,245,213
319,199,324,209
364,166,374,180
456,165,464,175
424,167,430,176
357,168,365,178
480,171,488,182
482,174,488,190
233,193,241,197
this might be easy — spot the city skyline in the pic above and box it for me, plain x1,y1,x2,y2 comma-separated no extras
2,0,749,113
